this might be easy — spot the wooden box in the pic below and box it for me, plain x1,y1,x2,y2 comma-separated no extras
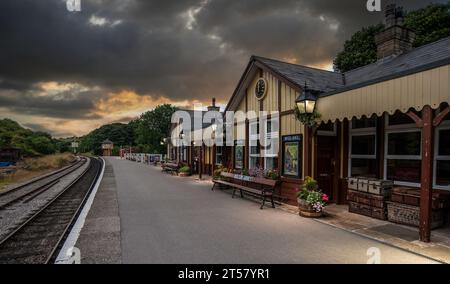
357,178,370,193
349,201,387,220
347,190,386,209
348,177,359,190
391,187,445,209
368,180,393,196
387,202,444,229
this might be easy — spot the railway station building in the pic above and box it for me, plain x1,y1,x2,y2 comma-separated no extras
168,5,450,242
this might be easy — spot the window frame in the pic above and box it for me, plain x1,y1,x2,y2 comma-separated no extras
317,122,337,137
384,114,422,187
348,119,377,177
234,140,245,170
263,117,279,170
215,146,223,166
249,120,260,169
433,120,450,190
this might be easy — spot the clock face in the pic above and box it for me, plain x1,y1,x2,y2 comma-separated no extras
255,78,267,100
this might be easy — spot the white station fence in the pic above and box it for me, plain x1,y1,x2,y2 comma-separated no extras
124,153,163,164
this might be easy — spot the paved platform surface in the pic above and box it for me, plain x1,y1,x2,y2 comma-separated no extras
83,157,436,264
315,204,450,263
75,159,121,264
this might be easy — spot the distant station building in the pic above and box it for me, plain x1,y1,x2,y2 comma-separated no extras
101,139,114,156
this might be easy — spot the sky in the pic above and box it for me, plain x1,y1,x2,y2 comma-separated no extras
0,0,446,137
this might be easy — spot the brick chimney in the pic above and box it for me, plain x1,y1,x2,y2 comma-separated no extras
207,98,220,112
375,4,415,60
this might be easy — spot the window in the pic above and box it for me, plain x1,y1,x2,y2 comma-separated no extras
215,146,223,166
349,117,377,177
317,121,337,136
234,140,244,169
385,113,421,186
249,121,260,169
434,125,450,189
264,118,279,170
282,135,302,178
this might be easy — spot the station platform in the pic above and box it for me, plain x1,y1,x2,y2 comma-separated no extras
71,157,437,264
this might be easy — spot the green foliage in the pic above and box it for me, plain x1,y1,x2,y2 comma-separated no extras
333,24,384,72
404,3,450,47
27,135,55,155
1,103,177,157
297,176,319,199
265,169,279,180
135,104,177,154
302,176,319,191
179,166,191,173
78,104,177,155
293,107,322,127
334,3,450,72
0,118,65,156
79,123,135,155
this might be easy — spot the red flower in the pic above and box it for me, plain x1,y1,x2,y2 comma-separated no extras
322,194,329,202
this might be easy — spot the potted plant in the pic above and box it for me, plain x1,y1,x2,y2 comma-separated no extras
265,169,280,180
178,166,191,177
296,176,329,217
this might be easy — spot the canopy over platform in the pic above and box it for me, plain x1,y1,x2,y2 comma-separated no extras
318,64,450,122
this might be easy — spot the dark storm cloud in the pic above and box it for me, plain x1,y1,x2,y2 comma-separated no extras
0,0,447,135
0,87,102,119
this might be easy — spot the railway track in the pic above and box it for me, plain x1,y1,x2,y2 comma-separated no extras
0,157,103,264
0,157,87,209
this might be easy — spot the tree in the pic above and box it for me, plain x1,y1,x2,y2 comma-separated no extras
404,3,450,47
334,3,450,72
79,123,136,155
334,24,384,72
0,118,58,156
135,104,177,154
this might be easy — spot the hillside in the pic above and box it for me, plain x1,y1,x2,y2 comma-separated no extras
0,118,64,156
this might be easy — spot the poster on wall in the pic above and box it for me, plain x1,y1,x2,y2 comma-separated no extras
282,135,302,178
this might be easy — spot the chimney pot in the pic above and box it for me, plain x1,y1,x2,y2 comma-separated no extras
375,4,415,60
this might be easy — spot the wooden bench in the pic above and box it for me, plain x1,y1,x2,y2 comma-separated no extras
162,162,179,175
212,172,278,209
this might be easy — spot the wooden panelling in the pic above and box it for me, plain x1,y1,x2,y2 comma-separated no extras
281,114,303,136
318,64,450,122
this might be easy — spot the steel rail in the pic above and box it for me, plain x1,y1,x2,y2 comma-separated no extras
0,156,84,198
0,158,87,209
0,157,103,264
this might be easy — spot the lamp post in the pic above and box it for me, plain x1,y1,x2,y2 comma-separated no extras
211,123,217,175
295,82,317,115
295,82,318,178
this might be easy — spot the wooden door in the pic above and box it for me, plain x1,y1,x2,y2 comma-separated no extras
316,136,337,201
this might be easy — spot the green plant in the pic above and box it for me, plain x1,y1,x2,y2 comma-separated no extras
179,166,191,174
213,166,225,179
296,176,329,213
302,176,319,191
293,107,321,127
265,169,279,180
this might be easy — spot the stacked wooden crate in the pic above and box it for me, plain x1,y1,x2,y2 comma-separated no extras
347,178,393,220
387,187,445,229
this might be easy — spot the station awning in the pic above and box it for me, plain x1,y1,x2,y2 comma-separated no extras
317,64,450,122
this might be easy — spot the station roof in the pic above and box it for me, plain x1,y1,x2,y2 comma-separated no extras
226,36,450,111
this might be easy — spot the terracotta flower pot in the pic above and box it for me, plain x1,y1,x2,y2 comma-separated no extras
297,198,323,218
178,172,190,177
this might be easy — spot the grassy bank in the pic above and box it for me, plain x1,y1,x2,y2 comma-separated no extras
0,153,76,191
